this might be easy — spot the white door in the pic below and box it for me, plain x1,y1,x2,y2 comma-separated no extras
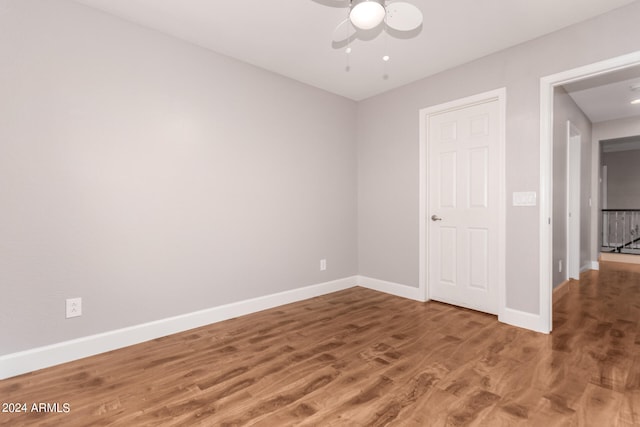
567,122,581,280
428,99,500,315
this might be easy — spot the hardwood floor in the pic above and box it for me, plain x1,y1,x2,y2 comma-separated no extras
2,261,640,426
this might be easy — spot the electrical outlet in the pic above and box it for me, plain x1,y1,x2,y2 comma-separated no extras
66,298,82,318
320,259,327,271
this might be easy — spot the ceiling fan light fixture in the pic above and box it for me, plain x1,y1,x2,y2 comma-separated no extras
350,0,386,30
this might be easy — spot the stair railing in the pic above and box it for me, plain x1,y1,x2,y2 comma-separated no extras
602,209,640,253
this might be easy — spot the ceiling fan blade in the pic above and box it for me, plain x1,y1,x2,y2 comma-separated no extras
332,18,356,42
385,2,423,32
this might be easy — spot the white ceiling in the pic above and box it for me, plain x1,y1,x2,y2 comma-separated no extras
72,0,637,101
564,66,640,123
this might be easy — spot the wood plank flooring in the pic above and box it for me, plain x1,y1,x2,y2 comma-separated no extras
2,261,640,426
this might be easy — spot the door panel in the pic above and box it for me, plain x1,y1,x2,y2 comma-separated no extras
469,148,488,208
468,227,488,290
428,99,500,315
439,226,457,285
439,152,457,208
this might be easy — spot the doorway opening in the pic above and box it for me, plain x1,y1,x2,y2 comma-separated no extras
600,136,640,256
540,51,640,333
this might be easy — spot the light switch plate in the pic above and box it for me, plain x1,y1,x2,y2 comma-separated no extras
513,191,537,207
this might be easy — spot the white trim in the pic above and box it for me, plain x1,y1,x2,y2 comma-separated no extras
418,88,507,321
418,107,428,304
567,121,581,281
602,165,608,210
539,50,640,335
591,261,600,270
357,276,423,301
580,263,592,273
0,276,358,380
602,165,608,246
540,75,553,334
501,307,550,333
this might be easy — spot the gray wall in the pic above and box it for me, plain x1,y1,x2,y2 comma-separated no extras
603,150,640,209
0,0,358,355
3,0,640,357
551,88,592,288
357,1,640,315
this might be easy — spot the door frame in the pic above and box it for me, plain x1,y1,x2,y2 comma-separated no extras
539,50,640,333
602,164,608,247
567,121,581,280
418,88,507,320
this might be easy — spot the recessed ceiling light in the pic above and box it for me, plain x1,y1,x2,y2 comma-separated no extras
382,55,390,62
631,98,640,105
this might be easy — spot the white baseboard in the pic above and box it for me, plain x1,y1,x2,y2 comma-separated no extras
0,276,358,380
591,261,599,270
499,307,550,334
357,276,423,301
360,276,551,334
1,274,552,380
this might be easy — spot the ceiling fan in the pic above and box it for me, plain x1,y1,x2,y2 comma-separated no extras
332,0,423,42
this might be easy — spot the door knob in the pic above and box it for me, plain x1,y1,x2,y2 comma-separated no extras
431,215,442,221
